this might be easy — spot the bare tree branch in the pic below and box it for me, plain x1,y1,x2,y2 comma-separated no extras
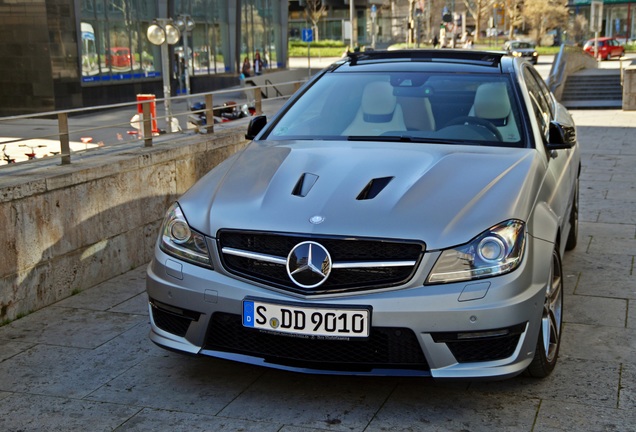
304,0,328,42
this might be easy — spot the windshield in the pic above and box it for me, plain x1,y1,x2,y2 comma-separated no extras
511,42,533,49
266,72,524,147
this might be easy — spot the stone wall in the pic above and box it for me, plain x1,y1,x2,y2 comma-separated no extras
0,130,248,323
622,62,636,111
547,45,599,102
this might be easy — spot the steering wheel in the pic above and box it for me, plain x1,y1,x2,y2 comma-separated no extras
446,116,503,142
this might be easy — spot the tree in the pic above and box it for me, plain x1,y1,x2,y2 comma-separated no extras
569,14,589,45
523,0,569,46
505,0,524,39
463,0,494,43
304,0,328,42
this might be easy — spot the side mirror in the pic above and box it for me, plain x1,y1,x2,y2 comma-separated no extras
547,120,576,150
245,115,267,140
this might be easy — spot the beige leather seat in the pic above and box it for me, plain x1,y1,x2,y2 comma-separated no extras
343,81,406,136
399,96,436,131
470,82,520,142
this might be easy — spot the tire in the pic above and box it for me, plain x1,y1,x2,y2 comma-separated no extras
565,178,579,251
525,247,563,378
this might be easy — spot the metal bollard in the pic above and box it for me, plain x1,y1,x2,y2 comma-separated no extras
205,93,214,133
254,88,262,115
58,112,71,165
142,101,153,147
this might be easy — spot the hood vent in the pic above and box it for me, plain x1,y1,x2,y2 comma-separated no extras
357,176,394,200
292,173,319,197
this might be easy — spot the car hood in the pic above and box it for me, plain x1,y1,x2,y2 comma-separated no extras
512,48,536,54
181,140,543,250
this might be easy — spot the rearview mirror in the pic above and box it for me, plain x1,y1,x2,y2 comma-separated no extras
547,120,576,150
245,115,267,140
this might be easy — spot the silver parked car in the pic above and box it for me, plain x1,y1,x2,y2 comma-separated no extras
503,40,539,64
147,50,580,380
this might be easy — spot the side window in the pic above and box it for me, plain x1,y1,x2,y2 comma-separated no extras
529,67,555,117
521,66,551,142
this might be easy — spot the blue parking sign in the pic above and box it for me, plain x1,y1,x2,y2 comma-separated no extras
302,28,313,43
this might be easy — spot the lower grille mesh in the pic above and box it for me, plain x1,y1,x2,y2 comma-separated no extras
151,305,192,337
445,335,522,363
204,312,429,372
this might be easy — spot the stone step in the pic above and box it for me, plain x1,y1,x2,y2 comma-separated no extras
561,69,622,108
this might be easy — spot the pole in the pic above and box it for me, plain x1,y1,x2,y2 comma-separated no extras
307,41,311,79
349,0,355,49
160,42,172,132
183,29,190,99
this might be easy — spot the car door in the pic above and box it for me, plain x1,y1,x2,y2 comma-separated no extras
521,65,577,237
610,39,623,57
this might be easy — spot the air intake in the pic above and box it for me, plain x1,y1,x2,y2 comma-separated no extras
357,177,393,200
292,173,319,197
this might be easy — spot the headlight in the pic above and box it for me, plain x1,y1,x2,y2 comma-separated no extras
513,51,522,57
426,220,525,284
159,203,213,268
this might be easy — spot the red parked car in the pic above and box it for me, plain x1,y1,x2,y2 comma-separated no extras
583,37,625,60
105,47,132,68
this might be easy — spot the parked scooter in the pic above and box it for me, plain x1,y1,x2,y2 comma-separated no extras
188,101,255,129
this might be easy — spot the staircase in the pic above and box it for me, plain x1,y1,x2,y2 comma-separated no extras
560,69,622,108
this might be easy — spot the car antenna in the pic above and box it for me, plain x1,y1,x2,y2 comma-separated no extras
346,50,363,66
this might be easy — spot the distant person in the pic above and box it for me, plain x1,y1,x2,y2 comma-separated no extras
262,50,269,68
241,57,251,77
253,51,264,76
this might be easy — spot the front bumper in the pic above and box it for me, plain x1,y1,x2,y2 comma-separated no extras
146,234,553,379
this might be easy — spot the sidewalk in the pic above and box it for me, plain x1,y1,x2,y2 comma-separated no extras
0,107,634,431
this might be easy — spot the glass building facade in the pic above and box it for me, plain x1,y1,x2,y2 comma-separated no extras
571,0,636,42
0,0,288,116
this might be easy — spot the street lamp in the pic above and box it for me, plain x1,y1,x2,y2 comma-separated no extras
147,19,181,131
174,15,196,99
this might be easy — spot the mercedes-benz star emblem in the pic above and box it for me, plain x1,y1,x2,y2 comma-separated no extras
309,215,325,224
286,241,332,288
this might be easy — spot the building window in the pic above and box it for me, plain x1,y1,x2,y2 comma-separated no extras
79,0,159,84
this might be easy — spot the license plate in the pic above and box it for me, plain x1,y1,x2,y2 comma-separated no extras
242,299,370,338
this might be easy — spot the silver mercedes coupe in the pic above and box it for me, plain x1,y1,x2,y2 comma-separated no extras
146,50,580,380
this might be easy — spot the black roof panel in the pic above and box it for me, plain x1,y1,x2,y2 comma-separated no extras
332,49,512,74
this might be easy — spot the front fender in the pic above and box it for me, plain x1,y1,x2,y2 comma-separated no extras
528,201,559,248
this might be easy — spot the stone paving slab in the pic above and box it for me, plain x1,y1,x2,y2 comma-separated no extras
0,393,141,432
534,399,636,432
0,108,635,431
365,385,540,432
117,408,283,432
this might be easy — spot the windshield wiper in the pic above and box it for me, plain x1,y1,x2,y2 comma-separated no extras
347,135,404,142
347,135,460,145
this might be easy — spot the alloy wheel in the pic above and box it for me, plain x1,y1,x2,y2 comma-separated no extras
542,249,563,363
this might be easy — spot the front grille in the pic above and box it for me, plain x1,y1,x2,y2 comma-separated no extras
431,323,526,363
218,230,424,295
204,312,429,372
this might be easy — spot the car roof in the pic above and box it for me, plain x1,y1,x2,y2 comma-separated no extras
331,49,513,74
